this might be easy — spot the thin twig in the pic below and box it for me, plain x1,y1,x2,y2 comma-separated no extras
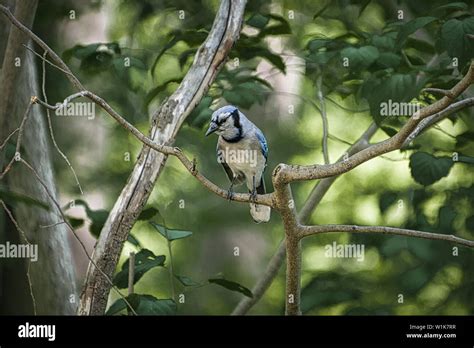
40,50,83,194
23,44,73,76
20,158,137,315
0,5,84,91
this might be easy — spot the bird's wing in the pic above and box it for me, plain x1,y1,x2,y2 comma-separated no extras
220,161,234,182
256,176,266,194
216,141,234,182
255,129,268,161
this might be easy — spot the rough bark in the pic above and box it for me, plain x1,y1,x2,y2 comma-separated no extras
78,0,247,315
0,0,77,314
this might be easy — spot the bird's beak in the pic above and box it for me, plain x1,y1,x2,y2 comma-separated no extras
205,122,218,136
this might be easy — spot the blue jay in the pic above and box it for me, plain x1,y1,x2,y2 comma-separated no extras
205,105,271,223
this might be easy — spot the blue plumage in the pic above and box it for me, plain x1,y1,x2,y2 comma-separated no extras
205,105,271,223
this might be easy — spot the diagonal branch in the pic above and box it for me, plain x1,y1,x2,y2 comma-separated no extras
34,93,273,207
402,97,474,148
274,63,474,184
0,5,84,90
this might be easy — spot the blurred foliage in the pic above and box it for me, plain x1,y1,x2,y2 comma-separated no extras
25,0,474,315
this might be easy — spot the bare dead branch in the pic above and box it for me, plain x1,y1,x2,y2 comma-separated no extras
299,224,474,248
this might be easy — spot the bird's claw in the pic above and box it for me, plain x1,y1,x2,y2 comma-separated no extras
226,188,235,201
250,190,257,204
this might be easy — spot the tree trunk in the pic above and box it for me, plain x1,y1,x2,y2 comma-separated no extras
0,0,77,315
78,0,246,315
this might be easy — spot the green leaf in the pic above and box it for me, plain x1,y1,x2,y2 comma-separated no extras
67,216,84,229
258,15,291,37
149,222,193,241
439,16,474,68
209,278,253,298
137,207,160,221
106,294,176,315
437,205,456,232
361,73,420,124
175,275,201,287
151,30,208,76
340,45,379,69
465,215,474,231
376,52,401,68
255,48,286,73
379,191,398,214
307,39,330,52
433,2,468,15
396,17,437,47
456,131,474,149
409,152,454,186
89,209,109,238
72,199,109,238
405,37,435,54
370,32,397,50
127,234,141,247
178,48,197,69
381,126,398,137
113,249,165,288
246,13,270,29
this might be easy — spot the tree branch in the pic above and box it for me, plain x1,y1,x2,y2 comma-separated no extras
78,0,247,315
274,63,474,184
402,97,474,148
298,224,474,248
0,4,84,90
231,123,378,315
35,93,273,207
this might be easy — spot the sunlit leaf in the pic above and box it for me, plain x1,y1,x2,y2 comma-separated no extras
113,249,165,288
149,222,193,241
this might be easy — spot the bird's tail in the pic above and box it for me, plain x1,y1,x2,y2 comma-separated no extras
249,177,271,223
250,203,271,223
